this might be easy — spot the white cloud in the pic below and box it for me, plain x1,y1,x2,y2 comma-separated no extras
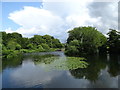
5,1,118,42
7,6,68,42
9,6,64,29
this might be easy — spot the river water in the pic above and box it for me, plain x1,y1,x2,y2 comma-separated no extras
1,51,120,88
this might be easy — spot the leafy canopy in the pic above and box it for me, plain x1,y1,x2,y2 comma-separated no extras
65,26,107,56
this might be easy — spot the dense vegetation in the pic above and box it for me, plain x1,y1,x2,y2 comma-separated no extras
1,32,63,58
107,29,120,54
1,26,120,59
65,26,120,56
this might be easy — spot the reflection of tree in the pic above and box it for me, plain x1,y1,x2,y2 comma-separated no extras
107,54,120,77
0,56,2,73
32,54,59,65
48,57,88,70
70,55,108,82
2,54,23,70
70,65,101,82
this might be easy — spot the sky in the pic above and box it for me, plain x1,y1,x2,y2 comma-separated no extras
1,0,118,42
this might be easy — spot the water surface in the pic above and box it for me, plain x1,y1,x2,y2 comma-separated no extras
1,51,120,88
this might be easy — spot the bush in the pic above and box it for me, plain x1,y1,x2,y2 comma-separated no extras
27,44,34,49
16,44,21,50
2,50,11,56
7,41,22,50
2,44,7,50
2,50,21,59
41,43,50,51
69,40,79,46
7,41,16,50
65,45,79,56
20,49,29,53
37,45,45,52
6,50,20,59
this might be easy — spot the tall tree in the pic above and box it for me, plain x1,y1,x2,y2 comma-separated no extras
107,29,120,54
65,26,107,56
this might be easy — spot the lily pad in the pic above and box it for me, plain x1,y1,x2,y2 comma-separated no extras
47,57,88,70
33,55,88,70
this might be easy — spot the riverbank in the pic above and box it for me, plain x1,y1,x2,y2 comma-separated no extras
2,48,65,59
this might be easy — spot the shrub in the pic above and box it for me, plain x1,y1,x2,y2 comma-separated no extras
41,43,50,51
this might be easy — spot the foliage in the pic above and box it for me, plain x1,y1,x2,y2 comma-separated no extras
33,54,88,70
47,57,88,70
29,35,46,45
1,27,119,59
27,44,34,50
65,26,107,56
2,50,21,59
37,45,45,51
2,54,23,69
65,45,79,56
69,55,108,82
16,43,22,50
107,29,120,54
34,54,59,64
52,39,63,48
20,37,29,49
1,32,63,58
41,43,50,50
7,40,21,50
20,49,29,53
42,35,53,47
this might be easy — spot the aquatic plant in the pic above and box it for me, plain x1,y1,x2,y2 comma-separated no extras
48,57,88,70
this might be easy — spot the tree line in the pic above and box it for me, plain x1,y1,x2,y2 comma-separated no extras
1,32,63,58
65,26,120,56
1,26,120,58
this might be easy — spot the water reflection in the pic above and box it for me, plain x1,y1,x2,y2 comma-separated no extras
70,54,108,82
69,54,120,83
107,54,120,77
1,51,120,88
25,54,59,65
2,54,23,70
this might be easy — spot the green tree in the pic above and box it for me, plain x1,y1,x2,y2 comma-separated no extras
37,45,45,51
69,39,79,46
7,40,21,50
65,26,107,56
7,32,23,45
1,31,63,56
42,35,53,47
107,29,120,54
27,44,34,50
16,44,21,50
20,37,30,49
1,32,7,46
52,39,63,48
30,35,46,45
65,45,79,56
41,43,50,50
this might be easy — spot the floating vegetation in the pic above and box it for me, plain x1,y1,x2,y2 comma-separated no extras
34,56,59,65
33,54,88,70
47,57,88,70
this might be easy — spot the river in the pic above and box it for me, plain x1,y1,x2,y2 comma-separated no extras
1,51,120,88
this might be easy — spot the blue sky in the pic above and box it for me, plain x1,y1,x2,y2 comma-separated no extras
2,2,42,30
1,1,118,42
